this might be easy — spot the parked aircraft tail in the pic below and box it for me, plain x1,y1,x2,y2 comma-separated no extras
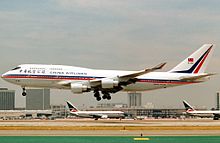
183,100,195,112
169,44,214,74
66,101,79,112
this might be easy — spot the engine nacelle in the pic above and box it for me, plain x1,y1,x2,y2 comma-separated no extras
101,115,108,119
101,78,119,89
71,83,89,94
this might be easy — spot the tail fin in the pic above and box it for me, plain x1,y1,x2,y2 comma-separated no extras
66,101,79,112
169,44,214,74
183,100,195,112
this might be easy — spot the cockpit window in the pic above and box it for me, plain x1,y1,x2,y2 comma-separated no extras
11,67,21,70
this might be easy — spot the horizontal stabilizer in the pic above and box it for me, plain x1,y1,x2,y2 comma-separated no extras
180,73,216,81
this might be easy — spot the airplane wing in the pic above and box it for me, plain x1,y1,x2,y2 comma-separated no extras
58,62,166,93
179,73,215,81
118,62,166,82
89,62,166,89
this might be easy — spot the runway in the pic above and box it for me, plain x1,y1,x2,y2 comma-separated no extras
1,118,220,127
0,118,220,136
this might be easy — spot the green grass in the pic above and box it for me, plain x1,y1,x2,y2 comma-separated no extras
0,136,219,143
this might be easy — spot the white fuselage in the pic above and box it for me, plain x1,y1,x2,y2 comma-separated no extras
70,110,125,119
186,110,220,118
1,64,203,92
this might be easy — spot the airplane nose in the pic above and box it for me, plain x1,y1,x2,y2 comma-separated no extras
1,72,13,83
1,72,8,79
1,73,6,78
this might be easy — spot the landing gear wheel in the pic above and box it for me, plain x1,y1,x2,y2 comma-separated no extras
102,95,107,99
94,91,101,101
22,92,27,96
22,87,26,96
94,91,100,97
102,92,111,100
107,95,111,100
96,96,101,101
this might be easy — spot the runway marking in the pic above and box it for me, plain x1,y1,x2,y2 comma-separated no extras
133,137,150,141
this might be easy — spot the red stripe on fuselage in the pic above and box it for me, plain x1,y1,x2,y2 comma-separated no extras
3,75,95,80
3,75,198,85
138,79,197,85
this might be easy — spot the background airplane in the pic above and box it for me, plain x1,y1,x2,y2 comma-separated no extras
183,100,220,120
66,101,125,120
1,44,214,101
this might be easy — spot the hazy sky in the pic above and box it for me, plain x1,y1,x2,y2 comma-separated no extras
0,0,219,109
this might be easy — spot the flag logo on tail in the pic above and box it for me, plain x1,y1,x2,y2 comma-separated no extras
188,58,194,64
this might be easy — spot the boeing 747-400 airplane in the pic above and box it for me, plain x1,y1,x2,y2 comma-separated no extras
1,44,214,101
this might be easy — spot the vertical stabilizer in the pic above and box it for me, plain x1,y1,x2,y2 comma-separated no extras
66,101,79,112
183,100,195,111
170,44,214,74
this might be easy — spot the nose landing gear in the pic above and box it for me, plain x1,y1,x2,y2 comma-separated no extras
22,87,26,96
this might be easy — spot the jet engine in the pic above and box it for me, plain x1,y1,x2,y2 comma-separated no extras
101,115,108,119
101,78,119,89
71,83,89,94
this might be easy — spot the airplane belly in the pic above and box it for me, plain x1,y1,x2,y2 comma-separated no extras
11,78,65,89
191,113,214,118
105,113,124,118
78,114,92,118
123,82,176,91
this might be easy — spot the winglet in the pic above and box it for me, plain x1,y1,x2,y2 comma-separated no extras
151,62,166,71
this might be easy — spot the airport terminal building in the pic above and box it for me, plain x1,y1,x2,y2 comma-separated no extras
26,89,50,110
0,88,15,110
0,88,213,120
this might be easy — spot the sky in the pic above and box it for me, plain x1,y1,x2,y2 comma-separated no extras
0,0,219,109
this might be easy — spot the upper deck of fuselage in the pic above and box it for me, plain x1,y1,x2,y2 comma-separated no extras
17,64,91,71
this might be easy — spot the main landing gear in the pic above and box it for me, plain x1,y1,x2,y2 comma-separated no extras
94,91,111,101
22,87,27,96
102,92,111,100
94,91,101,101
